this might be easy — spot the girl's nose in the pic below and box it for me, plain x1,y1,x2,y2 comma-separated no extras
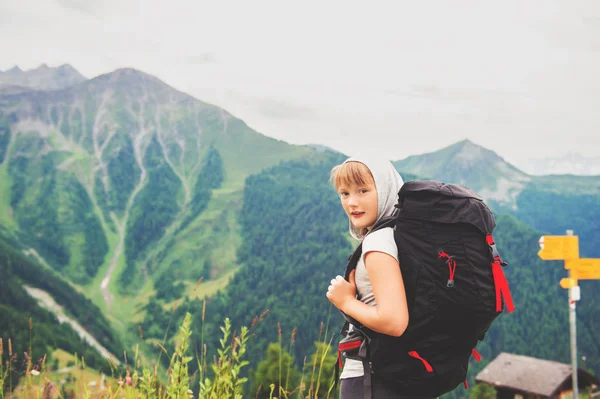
348,195,358,206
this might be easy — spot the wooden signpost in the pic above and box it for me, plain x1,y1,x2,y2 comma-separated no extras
538,231,600,399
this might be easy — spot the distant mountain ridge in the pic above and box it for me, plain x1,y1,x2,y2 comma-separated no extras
394,139,531,206
0,63,87,91
521,153,600,176
393,139,600,207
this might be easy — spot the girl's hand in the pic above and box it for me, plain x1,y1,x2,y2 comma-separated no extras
326,270,357,312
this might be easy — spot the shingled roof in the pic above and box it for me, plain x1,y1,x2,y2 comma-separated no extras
475,353,599,398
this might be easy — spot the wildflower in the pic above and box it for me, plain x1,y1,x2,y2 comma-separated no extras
125,376,132,385
30,369,40,376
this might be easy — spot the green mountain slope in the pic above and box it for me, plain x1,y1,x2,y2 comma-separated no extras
0,67,315,313
0,227,123,376
393,139,531,196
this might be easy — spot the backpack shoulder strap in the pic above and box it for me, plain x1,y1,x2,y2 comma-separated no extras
344,243,363,280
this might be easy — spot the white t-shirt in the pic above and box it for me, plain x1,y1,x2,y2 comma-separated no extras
340,227,399,379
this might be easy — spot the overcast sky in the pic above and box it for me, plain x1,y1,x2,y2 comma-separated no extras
2,0,599,168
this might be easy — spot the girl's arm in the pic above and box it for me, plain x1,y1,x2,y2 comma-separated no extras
327,251,409,337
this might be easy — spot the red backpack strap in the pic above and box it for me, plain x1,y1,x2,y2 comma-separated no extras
486,235,515,312
408,351,434,372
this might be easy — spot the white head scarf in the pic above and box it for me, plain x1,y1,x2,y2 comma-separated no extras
342,157,404,241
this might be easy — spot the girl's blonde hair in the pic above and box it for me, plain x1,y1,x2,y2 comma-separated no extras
330,161,375,191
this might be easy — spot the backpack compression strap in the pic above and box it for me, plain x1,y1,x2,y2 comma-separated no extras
486,234,515,312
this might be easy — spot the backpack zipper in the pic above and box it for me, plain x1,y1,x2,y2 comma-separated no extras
438,251,457,288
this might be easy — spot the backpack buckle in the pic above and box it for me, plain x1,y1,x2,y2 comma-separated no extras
486,235,508,266
489,243,508,266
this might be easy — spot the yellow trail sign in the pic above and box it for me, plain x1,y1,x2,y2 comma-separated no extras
566,259,600,280
560,278,578,289
538,235,579,261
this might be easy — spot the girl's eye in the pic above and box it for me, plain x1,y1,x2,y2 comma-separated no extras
360,189,369,194
339,192,349,197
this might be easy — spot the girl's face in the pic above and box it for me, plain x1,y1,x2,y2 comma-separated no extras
337,177,379,231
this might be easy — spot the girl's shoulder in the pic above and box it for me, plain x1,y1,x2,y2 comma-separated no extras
363,226,395,246
362,227,398,261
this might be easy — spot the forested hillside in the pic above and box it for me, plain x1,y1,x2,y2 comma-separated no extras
502,187,600,258
0,228,123,380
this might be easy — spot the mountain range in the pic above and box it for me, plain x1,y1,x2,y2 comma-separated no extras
521,153,600,176
0,64,598,397
0,64,86,92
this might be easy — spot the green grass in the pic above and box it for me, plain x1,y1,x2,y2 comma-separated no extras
52,348,77,369
177,267,238,305
12,348,120,399
156,187,243,277
83,227,121,313
208,118,315,189
61,232,87,279
0,165,16,228
0,122,16,229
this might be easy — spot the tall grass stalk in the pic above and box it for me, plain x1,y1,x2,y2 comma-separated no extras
0,337,5,399
314,335,335,398
167,312,193,399
296,356,307,399
285,328,297,396
308,322,324,397
278,322,282,398
201,298,206,385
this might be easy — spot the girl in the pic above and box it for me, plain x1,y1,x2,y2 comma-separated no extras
326,157,410,398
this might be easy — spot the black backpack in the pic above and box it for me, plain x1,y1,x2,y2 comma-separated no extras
337,181,515,398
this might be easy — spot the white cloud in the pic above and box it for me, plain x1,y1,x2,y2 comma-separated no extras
1,0,599,166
